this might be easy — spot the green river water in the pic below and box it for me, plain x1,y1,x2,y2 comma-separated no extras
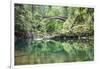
15,39,94,65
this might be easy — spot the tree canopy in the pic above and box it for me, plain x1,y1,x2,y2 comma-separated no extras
15,4,94,38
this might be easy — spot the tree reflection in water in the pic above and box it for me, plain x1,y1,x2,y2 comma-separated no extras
15,39,94,65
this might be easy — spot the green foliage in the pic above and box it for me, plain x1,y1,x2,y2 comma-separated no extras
15,4,94,37
72,23,93,36
15,4,94,65
61,7,94,36
15,4,33,32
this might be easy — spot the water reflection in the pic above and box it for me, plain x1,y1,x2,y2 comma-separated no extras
15,39,94,65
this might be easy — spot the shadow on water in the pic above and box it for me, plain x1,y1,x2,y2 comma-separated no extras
15,38,94,65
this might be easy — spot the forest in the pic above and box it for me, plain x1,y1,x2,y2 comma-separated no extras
15,4,94,40
15,4,94,65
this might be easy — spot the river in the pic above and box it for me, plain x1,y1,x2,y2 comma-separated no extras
15,38,94,65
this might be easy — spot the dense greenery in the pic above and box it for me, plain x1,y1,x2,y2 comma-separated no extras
15,4,94,38
15,4,94,65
